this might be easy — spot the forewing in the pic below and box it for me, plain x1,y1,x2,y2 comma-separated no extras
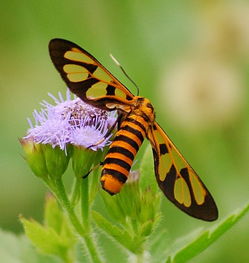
148,122,218,221
49,38,134,110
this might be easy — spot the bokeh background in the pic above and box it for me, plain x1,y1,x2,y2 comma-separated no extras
1,0,249,262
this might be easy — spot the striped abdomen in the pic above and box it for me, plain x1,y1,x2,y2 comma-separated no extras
101,113,149,194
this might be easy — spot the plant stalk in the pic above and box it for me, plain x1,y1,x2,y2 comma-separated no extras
53,178,103,263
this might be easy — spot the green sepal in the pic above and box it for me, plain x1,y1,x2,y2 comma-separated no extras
20,139,48,179
71,146,98,178
42,144,71,179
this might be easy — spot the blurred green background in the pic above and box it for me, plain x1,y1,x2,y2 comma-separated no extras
1,0,249,262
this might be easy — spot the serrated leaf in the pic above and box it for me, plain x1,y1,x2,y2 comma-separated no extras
168,202,249,263
44,194,74,243
20,217,74,262
44,194,64,233
92,211,138,252
140,220,154,237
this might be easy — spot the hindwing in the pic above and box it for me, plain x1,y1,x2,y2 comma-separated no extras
148,122,218,221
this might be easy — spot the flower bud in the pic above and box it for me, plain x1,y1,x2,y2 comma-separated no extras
42,144,71,179
20,138,48,179
71,146,98,178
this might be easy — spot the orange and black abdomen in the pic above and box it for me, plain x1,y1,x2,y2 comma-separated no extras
101,114,149,194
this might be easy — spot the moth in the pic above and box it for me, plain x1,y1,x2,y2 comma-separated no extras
49,39,218,221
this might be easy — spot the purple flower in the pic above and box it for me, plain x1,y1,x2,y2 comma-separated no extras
70,117,112,151
25,90,116,151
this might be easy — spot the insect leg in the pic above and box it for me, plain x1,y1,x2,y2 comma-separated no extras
82,161,103,178
87,113,123,149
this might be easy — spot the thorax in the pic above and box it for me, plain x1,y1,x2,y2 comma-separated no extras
129,96,155,124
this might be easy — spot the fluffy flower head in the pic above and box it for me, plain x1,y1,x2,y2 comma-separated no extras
25,90,116,151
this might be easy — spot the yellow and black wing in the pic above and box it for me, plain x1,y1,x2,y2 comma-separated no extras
49,38,134,110
148,122,218,221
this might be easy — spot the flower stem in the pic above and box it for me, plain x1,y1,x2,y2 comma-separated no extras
84,234,103,263
70,178,80,207
81,176,89,230
53,178,104,263
54,178,85,236
136,253,144,263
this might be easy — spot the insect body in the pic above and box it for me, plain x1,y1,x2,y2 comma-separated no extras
49,39,218,221
102,97,153,194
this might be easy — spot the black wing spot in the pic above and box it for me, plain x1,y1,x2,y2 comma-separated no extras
84,63,98,74
167,164,177,181
180,167,189,179
159,143,168,155
126,95,133,100
153,124,157,130
106,85,115,95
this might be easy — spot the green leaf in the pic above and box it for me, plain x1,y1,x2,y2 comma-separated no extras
167,202,249,263
20,217,74,263
0,229,58,263
71,146,96,178
139,143,157,192
44,194,64,233
92,211,138,252
44,194,75,243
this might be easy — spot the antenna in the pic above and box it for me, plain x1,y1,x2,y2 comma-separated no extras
110,54,139,96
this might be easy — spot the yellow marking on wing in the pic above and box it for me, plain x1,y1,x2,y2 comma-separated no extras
171,147,186,171
67,73,88,82
152,124,190,183
63,64,88,82
86,82,108,98
174,177,191,207
189,170,206,205
154,129,164,145
151,129,171,181
158,155,171,181
93,66,112,82
115,88,128,99
64,49,95,64
63,64,87,73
